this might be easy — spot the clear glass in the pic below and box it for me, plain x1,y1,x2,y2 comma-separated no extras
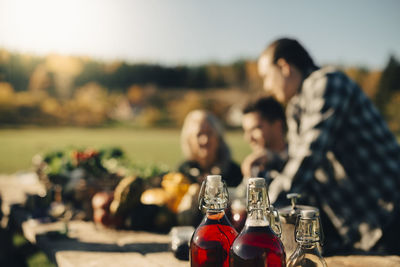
287,243,327,267
230,178,286,267
197,175,229,211
268,205,282,238
287,210,327,267
294,211,323,244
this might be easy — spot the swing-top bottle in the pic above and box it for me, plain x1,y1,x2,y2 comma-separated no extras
287,209,327,267
189,175,238,267
230,177,286,267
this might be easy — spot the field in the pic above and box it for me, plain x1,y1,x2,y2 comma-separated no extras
0,127,250,266
0,127,251,175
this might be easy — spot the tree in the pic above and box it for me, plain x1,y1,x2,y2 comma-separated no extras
45,54,83,99
28,64,51,93
375,55,400,116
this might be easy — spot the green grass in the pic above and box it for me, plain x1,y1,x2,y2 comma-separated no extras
0,127,250,267
0,127,251,174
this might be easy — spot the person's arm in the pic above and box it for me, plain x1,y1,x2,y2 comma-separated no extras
269,71,355,202
241,149,271,178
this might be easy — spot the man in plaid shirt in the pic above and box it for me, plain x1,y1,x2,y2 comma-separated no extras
258,38,400,255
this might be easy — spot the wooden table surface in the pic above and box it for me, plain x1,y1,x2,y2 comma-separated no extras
22,219,188,267
1,173,400,267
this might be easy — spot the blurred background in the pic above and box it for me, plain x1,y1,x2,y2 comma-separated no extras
0,0,399,174
0,1,399,266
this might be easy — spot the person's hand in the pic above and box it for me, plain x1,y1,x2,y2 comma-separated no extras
241,149,269,178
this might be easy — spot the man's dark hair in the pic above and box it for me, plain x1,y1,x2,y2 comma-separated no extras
264,38,318,75
243,96,287,132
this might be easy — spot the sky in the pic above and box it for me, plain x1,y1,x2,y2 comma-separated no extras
0,0,399,69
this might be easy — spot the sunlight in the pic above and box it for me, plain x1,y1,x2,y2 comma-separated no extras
2,0,114,56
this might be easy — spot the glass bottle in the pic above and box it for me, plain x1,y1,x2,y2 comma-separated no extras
287,209,327,267
278,193,320,260
268,204,282,238
230,177,286,267
190,175,238,267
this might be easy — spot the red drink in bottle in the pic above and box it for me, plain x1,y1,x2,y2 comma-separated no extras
230,178,286,267
230,225,285,266
190,175,238,267
190,211,237,267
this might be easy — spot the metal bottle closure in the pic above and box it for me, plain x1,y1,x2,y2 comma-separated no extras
198,175,229,211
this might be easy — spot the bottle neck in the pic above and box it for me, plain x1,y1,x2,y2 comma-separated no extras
199,176,228,211
298,241,319,250
206,209,225,217
245,208,269,227
204,209,227,224
245,180,270,227
295,217,322,244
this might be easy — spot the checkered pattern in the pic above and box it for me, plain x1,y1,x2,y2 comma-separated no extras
268,67,400,251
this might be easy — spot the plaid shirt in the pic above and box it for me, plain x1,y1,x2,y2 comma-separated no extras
268,66,400,251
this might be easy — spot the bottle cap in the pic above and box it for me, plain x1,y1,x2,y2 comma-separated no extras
300,209,319,219
206,175,222,187
296,209,323,245
199,175,228,210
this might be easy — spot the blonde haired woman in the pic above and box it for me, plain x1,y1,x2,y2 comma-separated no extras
178,110,242,187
